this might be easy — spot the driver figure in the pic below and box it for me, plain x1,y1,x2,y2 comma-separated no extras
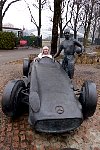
34,46,52,62
54,29,83,79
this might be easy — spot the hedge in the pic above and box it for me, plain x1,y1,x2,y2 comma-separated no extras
0,31,16,50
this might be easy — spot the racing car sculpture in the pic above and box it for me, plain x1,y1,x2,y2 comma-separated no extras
1,57,97,133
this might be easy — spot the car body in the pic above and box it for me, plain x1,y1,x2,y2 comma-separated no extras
1,57,97,133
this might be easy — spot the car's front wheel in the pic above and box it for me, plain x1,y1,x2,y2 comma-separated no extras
1,80,26,118
79,80,97,119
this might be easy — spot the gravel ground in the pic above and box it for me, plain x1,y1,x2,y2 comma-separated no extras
0,60,100,150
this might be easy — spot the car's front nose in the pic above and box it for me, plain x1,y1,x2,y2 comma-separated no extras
35,118,83,133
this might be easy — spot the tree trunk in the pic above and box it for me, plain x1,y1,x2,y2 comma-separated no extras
51,17,58,55
51,0,62,55
98,25,100,39
74,29,77,39
73,4,79,39
83,33,87,47
74,21,77,39
38,0,41,37
59,16,63,38
92,18,96,45
83,0,95,47
0,5,2,31
83,22,91,47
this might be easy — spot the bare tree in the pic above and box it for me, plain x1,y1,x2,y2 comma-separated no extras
57,0,86,40
83,0,99,47
0,0,22,31
24,0,47,36
91,3,100,44
72,0,86,39
97,25,100,39
62,0,75,31
62,0,85,39
51,0,85,54
59,0,66,38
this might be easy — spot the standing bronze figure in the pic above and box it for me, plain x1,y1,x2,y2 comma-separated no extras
54,29,83,79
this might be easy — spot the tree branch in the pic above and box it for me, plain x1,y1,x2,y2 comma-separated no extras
33,3,39,9
63,0,74,30
2,0,21,18
2,0,7,9
24,0,38,28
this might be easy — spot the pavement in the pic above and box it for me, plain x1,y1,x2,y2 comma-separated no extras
0,47,40,65
0,47,100,150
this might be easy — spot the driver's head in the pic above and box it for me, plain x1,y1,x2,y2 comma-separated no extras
64,29,70,39
42,46,50,55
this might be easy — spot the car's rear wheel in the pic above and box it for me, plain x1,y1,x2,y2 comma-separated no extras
1,80,26,118
79,80,97,119
23,58,30,77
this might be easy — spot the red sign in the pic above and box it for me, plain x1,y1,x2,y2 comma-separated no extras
20,40,27,46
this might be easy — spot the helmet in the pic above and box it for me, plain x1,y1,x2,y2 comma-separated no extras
43,46,49,50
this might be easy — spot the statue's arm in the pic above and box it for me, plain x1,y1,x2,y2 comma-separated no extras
74,39,84,52
74,39,82,47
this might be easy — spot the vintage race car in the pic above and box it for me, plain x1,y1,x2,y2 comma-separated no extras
1,57,97,133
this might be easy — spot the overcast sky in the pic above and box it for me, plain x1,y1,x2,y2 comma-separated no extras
3,0,53,30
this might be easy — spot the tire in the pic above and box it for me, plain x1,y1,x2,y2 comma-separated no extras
1,80,26,118
79,80,97,119
23,58,30,77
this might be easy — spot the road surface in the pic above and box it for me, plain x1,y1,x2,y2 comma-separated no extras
0,47,40,65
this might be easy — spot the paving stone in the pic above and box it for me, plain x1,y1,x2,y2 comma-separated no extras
0,61,100,150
